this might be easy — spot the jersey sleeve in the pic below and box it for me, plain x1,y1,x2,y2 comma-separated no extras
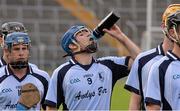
98,56,129,66
29,63,38,69
44,63,71,109
111,56,130,80
44,68,59,108
124,55,140,94
145,62,161,106
98,56,129,84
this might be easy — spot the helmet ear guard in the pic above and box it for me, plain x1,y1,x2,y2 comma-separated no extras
166,13,180,29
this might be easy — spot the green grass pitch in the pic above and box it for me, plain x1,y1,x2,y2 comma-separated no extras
111,79,130,110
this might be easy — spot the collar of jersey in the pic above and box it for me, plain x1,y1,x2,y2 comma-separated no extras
166,51,180,61
0,56,7,66
157,43,165,56
69,57,96,71
5,64,33,82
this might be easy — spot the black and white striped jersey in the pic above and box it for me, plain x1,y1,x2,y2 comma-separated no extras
124,44,165,109
145,51,180,110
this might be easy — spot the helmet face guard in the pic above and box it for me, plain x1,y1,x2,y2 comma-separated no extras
166,11,180,29
166,11,180,46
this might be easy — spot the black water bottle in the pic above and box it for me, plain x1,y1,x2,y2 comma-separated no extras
92,11,120,39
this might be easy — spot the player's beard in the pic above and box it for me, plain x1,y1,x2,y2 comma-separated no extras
10,61,28,69
77,37,98,54
83,41,98,53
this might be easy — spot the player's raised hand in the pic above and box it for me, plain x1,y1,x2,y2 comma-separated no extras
103,24,127,42
104,24,141,60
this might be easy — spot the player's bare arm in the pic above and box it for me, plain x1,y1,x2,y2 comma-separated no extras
103,24,141,60
146,104,161,110
128,92,141,110
46,106,57,111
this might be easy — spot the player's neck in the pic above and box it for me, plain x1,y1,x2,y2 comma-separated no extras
74,54,93,65
162,38,174,54
172,44,180,58
10,66,27,79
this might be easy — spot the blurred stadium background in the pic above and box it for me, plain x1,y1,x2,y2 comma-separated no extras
0,0,179,109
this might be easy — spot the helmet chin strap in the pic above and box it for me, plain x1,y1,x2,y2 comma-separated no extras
10,61,28,69
173,26,180,47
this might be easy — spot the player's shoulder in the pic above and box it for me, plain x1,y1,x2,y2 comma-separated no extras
52,61,72,76
31,66,50,79
28,63,38,69
97,56,124,60
97,56,126,64
97,56,126,62
150,56,169,71
0,66,6,77
137,48,157,59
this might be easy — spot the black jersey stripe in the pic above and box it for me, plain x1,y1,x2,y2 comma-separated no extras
159,59,172,110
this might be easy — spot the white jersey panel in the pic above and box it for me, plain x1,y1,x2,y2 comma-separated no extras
166,60,180,109
141,55,163,95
